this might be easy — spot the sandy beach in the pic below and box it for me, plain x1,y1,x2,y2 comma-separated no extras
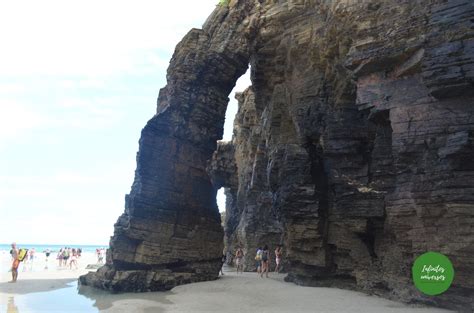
0,250,98,291
0,252,453,313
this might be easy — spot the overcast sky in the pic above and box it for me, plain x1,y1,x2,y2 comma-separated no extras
0,0,250,245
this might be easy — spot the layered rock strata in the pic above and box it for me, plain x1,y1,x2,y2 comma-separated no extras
82,0,474,311
80,1,261,292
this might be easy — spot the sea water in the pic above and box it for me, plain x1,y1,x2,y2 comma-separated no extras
0,244,107,273
0,244,107,254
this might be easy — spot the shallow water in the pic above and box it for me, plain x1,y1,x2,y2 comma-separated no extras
6,282,98,312
4,281,172,313
78,283,172,312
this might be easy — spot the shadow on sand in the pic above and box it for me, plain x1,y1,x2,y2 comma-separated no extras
0,278,77,295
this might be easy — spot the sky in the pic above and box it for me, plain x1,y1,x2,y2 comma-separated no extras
0,1,250,246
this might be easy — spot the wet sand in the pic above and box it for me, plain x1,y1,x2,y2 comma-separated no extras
137,272,453,313
0,257,453,313
0,252,97,292
0,251,99,312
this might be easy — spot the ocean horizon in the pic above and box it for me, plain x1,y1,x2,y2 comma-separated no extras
0,243,108,253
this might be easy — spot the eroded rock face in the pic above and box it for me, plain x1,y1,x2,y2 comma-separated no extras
80,1,262,292
82,0,474,311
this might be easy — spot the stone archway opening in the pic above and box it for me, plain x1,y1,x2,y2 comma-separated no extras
217,187,227,230
213,67,252,267
216,187,229,263
217,188,226,214
222,68,252,141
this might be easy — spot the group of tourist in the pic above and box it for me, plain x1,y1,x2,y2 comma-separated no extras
57,247,82,269
225,244,284,277
8,242,109,283
255,245,283,277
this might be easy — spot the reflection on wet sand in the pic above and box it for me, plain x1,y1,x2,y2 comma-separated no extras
2,281,174,313
78,283,172,312
7,297,19,313
3,272,452,313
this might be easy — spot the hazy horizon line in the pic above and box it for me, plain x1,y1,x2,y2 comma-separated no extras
0,242,109,247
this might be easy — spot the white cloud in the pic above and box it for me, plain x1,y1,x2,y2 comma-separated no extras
0,1,223,245
0,162,135,190
0,0,219,77
0,213,113,245
0,162,134,244
0,83,25,93
0,97,124,150
0,187,55,199
0,102,48,146
53,171,103,184
58,79,105,90
56,96,128,129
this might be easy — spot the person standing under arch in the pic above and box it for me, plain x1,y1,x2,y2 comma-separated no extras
274,245,283,273
260,245,269,278
235,246,244,274
255,247,262,274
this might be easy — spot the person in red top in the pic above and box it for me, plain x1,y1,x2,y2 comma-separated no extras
10,242,19,283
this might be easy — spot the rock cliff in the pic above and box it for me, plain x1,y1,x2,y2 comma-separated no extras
81,0,474,311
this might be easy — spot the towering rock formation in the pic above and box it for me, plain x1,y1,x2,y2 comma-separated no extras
81,0,474,311
79,0,259,292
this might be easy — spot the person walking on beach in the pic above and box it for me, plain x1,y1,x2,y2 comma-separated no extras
44,248,51,270
235,246,244,274
57,248,64,267
69,248,78,270
29,248,35,262
260,245,269,278
274,245,283,273
9,243,19,283
255,247,262,274
220,253,226,275
63,247,70,267
97,248,105,264
27,248,35,271
96,248,104,264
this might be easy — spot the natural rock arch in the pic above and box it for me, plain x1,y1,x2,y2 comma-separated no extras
80,2,261,291
81,1,474,311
